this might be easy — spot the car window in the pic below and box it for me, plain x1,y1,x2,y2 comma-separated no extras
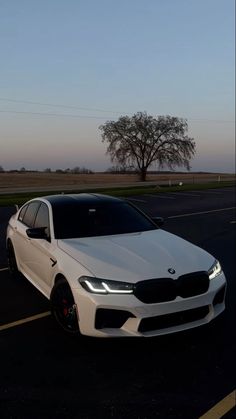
53,202,157,239
34,203,50,237
18,204,29,222
21,202,41,227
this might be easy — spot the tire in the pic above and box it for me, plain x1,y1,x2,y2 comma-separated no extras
50,278,80,335
7,241,20,279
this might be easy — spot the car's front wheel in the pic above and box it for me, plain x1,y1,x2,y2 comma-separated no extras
50,278,80,335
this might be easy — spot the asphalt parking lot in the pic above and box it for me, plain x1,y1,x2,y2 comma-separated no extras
0,187,235,419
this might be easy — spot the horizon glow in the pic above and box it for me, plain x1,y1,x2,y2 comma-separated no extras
0,0,235,173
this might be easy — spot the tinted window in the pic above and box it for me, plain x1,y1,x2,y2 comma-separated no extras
18,204,29,222
53,202,157,239
22,202,40,227
34,203,50,237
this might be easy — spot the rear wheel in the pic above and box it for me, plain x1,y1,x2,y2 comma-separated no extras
7,241,20,279
50,278,80,335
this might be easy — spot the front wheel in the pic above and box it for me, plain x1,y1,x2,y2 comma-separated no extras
50,278,80,335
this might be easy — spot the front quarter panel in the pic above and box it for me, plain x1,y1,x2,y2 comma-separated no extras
52,244,94,291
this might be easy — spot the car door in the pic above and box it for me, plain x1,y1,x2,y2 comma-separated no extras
13,201,41,273
23,202,56,296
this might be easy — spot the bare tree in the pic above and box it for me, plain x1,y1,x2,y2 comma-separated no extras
100,112,196,181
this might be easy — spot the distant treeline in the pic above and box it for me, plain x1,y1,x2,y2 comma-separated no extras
0,165,220,175
0,166,94,174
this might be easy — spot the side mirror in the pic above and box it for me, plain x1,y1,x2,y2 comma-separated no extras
151,217,164,227
26,227,49,240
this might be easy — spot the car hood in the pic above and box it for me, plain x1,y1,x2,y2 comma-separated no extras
57,229,214,282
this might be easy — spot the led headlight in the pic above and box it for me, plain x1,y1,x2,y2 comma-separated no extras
208,260,222,280
79,276,134,294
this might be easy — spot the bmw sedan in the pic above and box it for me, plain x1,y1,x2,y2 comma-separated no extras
6,193,226,337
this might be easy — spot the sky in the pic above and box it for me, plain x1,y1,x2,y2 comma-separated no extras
0,0,235,173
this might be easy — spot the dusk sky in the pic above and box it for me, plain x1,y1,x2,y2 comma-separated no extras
0,0,235,173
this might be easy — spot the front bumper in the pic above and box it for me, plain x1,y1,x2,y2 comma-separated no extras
72,273,226,337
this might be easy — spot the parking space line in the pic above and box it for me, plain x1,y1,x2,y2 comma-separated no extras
0,267,8,272
168,207,236,219
199,390,236,419
144,194,175,199
208,188,233,192
201,191,222,195
167,192,201,197
0,311,51,332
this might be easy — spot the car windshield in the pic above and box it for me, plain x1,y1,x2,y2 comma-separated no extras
53,201,157,239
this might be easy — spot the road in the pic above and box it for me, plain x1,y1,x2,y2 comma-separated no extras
0,187,235,418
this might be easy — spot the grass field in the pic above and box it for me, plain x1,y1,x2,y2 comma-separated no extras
0,171,235,190
0,172,235,207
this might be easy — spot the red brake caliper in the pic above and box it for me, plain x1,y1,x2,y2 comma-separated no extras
62,299,68,316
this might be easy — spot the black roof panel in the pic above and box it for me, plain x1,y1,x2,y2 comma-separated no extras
43,193,122,208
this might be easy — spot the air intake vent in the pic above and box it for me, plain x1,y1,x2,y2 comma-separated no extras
138,306,209,332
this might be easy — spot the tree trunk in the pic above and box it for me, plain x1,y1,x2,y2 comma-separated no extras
140,168,147,181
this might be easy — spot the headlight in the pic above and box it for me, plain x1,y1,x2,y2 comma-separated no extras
79,276,134,294
208,260,222,280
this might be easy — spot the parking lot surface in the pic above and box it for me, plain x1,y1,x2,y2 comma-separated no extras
0,187,235,418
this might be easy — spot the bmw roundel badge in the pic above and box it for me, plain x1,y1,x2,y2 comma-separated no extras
168,268,176,274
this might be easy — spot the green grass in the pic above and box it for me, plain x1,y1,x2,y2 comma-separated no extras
0,180,235,207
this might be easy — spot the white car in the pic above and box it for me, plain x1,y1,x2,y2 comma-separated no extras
6,194,226,337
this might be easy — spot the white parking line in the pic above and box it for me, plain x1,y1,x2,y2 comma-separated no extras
201,191,222,195
0,311,51,332
144,194,175,200
168,207,235,219
208,188,233,192
167,192,201,197
0,267,8,272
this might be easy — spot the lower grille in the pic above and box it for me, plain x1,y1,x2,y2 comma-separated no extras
95,308,135,329
138,306,209,332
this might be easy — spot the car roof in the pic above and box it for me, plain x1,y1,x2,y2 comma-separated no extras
42,193,123,208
